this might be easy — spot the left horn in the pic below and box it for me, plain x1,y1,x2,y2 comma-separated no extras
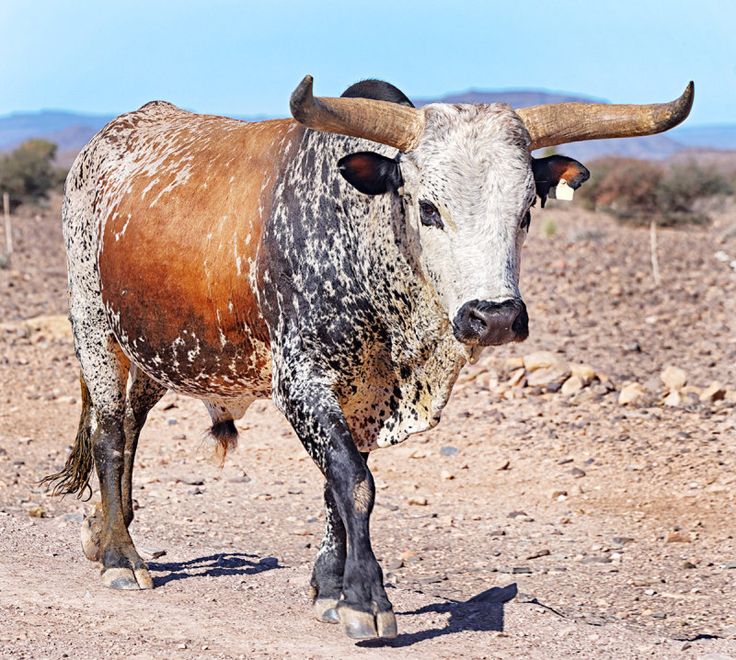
290,75,426,152
517,82,694,150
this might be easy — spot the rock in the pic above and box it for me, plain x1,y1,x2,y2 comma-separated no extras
139,545,167,559
523,351,565,371
440,469,455,480
663,389,682,407
666,531,691,543
561,375,584,396
618,383,646,405
660,366,687,391
507,368,526,388
511,566,532,574
700,382,727,402
385,558,403,570
527,365,571,390
399,549,419,563
611,536,635,546
508,510,533,522
569,467,586,478
27,505,46,518
440,446,459,457
550,489,567,500
526,548,550,560
496,460,510,471
408,496,428,506
570,363,596,385
504,356,524,372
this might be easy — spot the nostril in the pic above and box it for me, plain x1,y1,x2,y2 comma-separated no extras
467,308,489,334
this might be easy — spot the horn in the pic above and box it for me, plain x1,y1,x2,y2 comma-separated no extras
290,75,426,152
517,82,694,150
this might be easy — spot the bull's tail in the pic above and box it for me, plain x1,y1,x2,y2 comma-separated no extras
40,373,94,500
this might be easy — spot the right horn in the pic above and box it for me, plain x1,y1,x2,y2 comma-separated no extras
290,75,426,153
517,82,694,151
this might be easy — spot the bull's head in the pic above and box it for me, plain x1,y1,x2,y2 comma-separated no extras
290,76,693,347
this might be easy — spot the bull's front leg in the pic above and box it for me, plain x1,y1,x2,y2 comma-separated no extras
276,371,396,640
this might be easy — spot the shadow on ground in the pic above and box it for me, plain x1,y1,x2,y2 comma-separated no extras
359,582,518,648
148,552,281,587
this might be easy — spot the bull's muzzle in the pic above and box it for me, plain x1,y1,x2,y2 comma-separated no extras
453,298,529,346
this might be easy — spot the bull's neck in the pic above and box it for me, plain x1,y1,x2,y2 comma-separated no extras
307,132,459,363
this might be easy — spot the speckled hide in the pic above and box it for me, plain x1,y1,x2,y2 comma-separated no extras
60,89,537,633
64,100,532,450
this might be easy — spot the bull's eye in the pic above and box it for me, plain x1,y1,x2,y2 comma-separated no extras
419,200,444,230
521,211,531,231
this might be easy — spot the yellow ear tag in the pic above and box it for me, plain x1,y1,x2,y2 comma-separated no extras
553,179,574,201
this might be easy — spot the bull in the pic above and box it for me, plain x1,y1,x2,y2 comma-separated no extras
44,75,693,639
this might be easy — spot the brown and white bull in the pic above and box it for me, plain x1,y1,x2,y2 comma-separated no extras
45,75,693,639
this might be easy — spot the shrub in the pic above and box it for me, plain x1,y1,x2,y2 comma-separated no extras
580,157,733,227
0,139,65,207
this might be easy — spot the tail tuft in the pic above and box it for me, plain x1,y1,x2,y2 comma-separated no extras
40,374,94,500
210,419,238,465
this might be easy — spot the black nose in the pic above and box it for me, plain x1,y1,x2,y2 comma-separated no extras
453,298,529,346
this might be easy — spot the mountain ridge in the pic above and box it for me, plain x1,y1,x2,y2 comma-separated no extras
1,89,733,162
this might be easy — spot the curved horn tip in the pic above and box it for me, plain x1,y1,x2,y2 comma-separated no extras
290,75,315,120
682,80,695,109
667,80,694,128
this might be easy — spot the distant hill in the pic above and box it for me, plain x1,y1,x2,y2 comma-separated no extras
1,90,735,163
0,110,113,152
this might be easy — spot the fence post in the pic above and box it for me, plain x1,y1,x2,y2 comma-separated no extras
2,192,11,257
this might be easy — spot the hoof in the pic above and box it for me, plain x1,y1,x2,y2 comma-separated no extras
313,598,340,624
338,606,397,640
376,610,398,639
101,566,153,590
80,512,102,562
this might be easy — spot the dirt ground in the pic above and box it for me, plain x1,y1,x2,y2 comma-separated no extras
1,194,735,659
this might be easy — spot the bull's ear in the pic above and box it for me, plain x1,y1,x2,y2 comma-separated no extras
338,151,403,195
532,155,590,208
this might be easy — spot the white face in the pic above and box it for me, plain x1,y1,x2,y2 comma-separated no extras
398,104,536,324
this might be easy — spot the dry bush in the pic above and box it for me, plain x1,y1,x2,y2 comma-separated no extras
0,140,66,208
580,157,733,227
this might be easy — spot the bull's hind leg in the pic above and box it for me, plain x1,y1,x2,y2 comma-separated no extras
82,365,166,566
74,321,152,589
122,365,166,527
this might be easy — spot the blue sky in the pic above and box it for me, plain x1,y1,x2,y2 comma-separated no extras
1,0,733,125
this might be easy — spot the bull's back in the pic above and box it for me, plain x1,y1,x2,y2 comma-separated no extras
82,103,302,397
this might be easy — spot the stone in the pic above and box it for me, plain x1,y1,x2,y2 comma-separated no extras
507,368,526,388
526,549,550,560
663,389,682,407
666,531,691,543
440,470,455,480
570,363,596,385
504,356,524,372
660,366,687,391
569,467,586,478
561,375,584,396
700,382,727,402
618,383,646,405
440,446,459,457
408,496,428,506
523,351,565,371
527,365,571,390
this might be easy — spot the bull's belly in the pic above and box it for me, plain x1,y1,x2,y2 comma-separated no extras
106,307,273,401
